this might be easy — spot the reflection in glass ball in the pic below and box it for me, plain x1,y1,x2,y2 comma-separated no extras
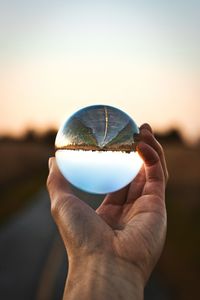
55,105,143,194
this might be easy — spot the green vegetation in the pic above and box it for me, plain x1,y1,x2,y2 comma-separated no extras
64,117,97,146
106,121,136,148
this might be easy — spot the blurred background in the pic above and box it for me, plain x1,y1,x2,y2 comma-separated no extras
0,0,200,299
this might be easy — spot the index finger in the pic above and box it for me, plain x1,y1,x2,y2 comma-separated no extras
140,124,169,185
47,157,74,202
137,142,165,199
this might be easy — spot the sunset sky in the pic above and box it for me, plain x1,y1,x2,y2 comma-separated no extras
1,0,200,142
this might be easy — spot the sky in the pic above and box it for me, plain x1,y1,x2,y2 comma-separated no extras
0,0,200,142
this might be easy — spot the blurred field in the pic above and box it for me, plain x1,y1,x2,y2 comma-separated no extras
0,134,54,225
159,142,200,300
0,130,200,299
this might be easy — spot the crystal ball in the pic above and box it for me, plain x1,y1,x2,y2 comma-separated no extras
55,105,143,194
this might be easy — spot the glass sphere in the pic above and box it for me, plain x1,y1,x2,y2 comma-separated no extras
55,105,143,194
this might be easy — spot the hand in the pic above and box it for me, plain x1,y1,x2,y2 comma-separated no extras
47,123,168,300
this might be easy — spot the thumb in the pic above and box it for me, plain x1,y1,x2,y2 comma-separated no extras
47,157,84,250
47,157,76,221
47,157,73,198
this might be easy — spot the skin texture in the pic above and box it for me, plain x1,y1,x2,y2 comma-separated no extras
47,123,168,300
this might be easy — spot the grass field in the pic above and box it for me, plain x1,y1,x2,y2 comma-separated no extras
0,140,54,224
159,143,200,300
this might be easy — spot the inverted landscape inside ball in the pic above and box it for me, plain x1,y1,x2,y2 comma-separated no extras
55,105,143,194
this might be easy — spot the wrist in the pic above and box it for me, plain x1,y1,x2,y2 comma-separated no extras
64,254,144,300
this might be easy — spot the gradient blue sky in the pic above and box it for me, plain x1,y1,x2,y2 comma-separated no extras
1,0,200,142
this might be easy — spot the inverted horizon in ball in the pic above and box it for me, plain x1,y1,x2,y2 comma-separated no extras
55,105,143,194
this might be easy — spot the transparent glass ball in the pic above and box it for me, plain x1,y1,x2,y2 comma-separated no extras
55,105,143,194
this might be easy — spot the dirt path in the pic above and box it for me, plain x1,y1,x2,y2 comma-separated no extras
0,189,67,300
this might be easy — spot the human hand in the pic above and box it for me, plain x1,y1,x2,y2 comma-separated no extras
47,123,168,300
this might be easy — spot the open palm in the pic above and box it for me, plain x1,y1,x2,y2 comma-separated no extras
47,124,168,283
